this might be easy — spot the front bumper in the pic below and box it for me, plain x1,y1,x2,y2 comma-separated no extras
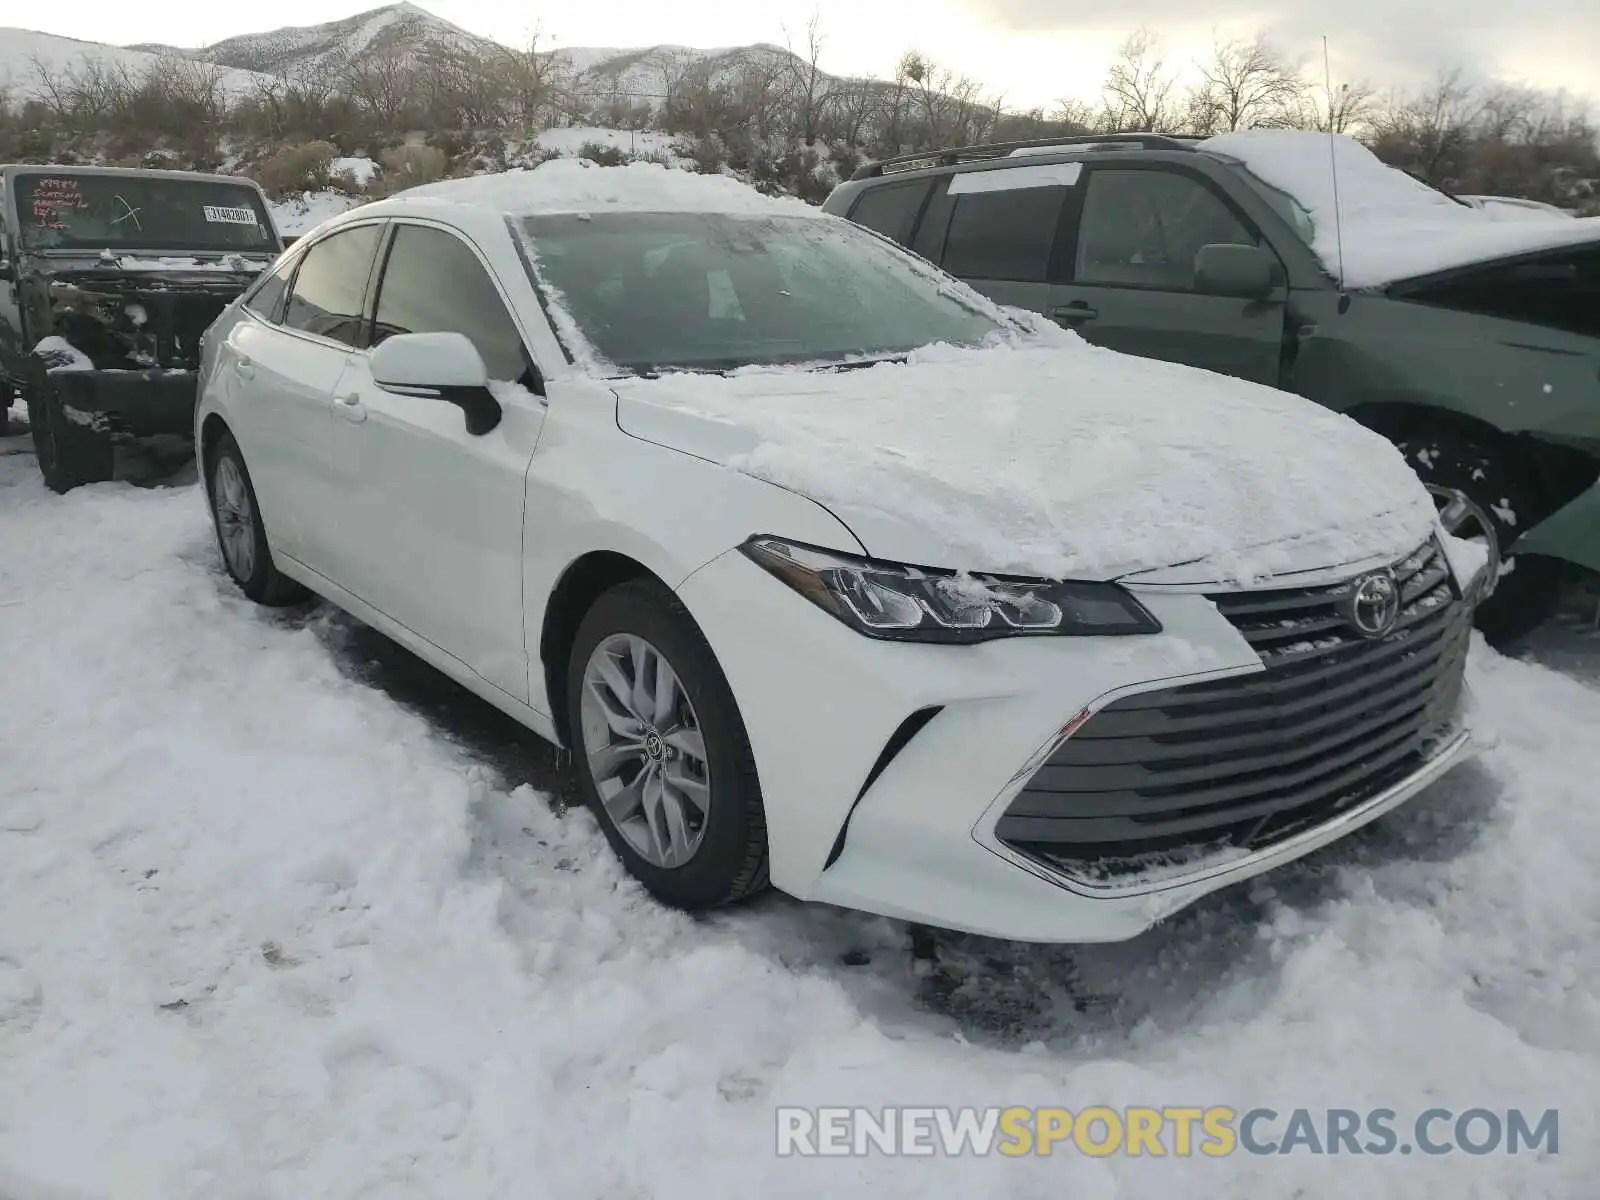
676,539,1479,944
40,369,198,438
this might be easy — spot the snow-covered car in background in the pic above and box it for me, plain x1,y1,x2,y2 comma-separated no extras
0,165,281,492
825,130,1600,644
194,160,1486,942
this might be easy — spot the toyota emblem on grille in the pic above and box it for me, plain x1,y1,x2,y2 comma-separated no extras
1345,569,1401,638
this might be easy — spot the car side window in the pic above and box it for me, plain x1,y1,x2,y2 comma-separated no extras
244,257,294,323
847,180,932,246
1075,169,1257,290
941,186,1067,282
282,224,382,347
370,224,531,383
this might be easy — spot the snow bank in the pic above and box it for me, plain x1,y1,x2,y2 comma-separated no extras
399,158,818,217
1200,130,1600,288
2,441,1599,1198
617,332,1437,582
329,156,378,187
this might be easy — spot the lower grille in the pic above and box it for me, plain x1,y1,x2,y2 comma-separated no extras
998,540,1469,880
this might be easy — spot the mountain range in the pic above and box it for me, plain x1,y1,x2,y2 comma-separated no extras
1,2,836,105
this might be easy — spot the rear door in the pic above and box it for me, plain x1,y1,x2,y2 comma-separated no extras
1050,164,1288,385
323,219,546,702
221,221,383,563
910,165,1077,314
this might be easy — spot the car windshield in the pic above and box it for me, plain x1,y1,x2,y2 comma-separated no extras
520,212,1004,373
14,172,277,253
1225,163,1318,247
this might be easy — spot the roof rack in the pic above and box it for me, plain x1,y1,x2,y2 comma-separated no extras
850,134,1197,180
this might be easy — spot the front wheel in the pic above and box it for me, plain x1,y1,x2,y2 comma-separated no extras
566,580,769,910
206,431,309,606
26,383,114,494
1396,433,1559,647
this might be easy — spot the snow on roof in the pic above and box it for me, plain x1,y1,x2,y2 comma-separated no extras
1200,130,1600,288
397,159,820,218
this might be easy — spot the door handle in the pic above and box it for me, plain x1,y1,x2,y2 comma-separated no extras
1050,302,1099,326
233,355,255,379
334,393,367,423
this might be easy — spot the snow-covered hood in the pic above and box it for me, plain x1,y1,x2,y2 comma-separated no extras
1200,130,1600,289
613,335,1438,584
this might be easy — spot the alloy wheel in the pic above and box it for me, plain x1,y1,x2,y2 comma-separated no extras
578,632,712,869
213,455,258,582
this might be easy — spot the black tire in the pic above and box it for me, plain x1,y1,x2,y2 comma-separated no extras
206,431,309,606
1395,433,1559,647
25,383,114,494
565,579,769,910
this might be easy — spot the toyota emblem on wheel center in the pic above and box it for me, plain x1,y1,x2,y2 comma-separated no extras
1345,569,1402,638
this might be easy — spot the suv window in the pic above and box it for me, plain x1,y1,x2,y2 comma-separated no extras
283,224,381,346
941,186,1067,282
245,257,294,323
1076,169,1256,290
847,180,932,246
1402,247,1600,338
371,224,531,382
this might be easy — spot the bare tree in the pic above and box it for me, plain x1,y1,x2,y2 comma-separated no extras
348,46,417,133
1293,77,1377,134
1188,32,1304,133
1101,29,1177,131
496,30,576,134
784,9,829,146
1370,68,1484,180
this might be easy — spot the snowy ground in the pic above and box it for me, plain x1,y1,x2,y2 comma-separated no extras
1,420,1597,1198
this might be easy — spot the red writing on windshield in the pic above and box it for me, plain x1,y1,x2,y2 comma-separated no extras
29,178,89,230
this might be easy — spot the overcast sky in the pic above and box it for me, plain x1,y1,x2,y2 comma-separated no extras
18,0,1598,110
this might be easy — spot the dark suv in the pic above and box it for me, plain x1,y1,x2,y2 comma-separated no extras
823,133,1600,642
1,165,282,491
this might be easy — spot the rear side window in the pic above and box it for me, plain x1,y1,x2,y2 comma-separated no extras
371,224,531,382
282,224,382,347
244,258,294,323
847,180,932,245
941,187,1067,282
1075,169,1256,290
1401,248,1600,337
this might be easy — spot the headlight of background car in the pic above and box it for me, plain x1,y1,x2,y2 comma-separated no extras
739,537,1161,642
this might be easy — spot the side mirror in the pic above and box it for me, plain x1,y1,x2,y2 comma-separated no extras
370,331,502,435
1194,243,1278,300
0,261,14,283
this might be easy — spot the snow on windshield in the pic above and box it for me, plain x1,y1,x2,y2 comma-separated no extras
1200,130,1600,288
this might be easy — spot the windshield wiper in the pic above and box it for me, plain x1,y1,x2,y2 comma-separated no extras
815,354,909,373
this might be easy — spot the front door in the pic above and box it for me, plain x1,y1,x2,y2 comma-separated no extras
325,221,547,702
1051,165,1288,386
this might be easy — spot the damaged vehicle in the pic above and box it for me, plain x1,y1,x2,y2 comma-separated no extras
825,130,1600,643
0,165,282,491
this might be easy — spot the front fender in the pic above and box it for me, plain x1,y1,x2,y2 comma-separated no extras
522,383,867,719
1514,481,1600,572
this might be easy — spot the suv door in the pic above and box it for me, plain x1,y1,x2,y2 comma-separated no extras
324,220,547,702
1050,164,1287,385
222,221,383,564
912,168,1075,314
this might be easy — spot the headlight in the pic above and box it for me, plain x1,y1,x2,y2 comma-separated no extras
739,536,1161,643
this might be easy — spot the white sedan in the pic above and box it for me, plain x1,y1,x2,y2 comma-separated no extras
195,160,1484,942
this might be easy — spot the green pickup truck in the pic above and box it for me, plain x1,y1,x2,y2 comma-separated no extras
823,130,1600,643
